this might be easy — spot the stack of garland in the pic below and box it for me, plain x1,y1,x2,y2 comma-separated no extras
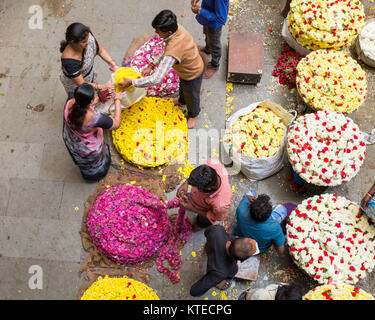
272,44,303,88
86,184,192,283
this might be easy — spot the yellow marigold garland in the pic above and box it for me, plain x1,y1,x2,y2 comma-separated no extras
304,283,374,300
112,97,188,168
113,67,142,92
81,275,160,300
296,50,367,113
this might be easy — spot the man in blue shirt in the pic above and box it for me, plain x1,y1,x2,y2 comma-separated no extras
233,190,286,254
191,0,229,79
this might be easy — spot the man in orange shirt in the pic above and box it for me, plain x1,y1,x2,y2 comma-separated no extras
119,10,204,129
177,159,232,231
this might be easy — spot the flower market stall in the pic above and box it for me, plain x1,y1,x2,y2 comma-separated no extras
303,283,374,300
286,194,375,285
296,50,367,113
288,0,365,51
287,110,366,186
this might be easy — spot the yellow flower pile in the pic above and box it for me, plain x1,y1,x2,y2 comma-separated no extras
304,283,374,300
81,275,160,300
288,0,365,50
224,106,286,158
113,67,142,92
112,97,188,168
296,50,367,113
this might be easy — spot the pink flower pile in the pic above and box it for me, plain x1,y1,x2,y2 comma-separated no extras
86,184,191,283
130,36,180,97
272,44,303,88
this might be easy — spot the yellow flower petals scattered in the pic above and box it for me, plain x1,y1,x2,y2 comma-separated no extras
191,251,196,258
81,275,160,300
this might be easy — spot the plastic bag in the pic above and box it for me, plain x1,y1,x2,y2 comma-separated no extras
281,14,312,56
94,72,146,115
224,101,296,181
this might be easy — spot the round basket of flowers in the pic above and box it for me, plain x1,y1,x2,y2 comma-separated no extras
81,275,160,300
112,97,188,168
288,0,365,51
286,193,375,285
303,283,374,300
287,110,366,186
296,50,367,114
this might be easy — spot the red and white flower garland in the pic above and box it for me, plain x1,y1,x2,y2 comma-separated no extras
287,194,375,284
287,110,366,186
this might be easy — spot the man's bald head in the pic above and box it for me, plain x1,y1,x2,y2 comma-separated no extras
228,238,254,262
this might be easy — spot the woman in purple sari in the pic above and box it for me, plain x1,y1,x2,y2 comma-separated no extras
62,83,122,181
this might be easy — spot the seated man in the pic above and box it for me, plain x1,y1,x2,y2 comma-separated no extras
233,190,286,254
239,282,303,300
177,159,232,232
190,225,258,297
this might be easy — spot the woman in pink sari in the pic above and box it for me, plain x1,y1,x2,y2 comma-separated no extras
62,83,122,181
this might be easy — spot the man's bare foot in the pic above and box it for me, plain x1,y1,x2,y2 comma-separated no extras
192,222,202,232
216,279,231,290
203,66,217,79
187,116,198,129
197,45,210,54
173,98,183,106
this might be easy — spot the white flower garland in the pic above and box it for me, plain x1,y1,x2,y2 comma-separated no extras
287,194,375,284
287,110,366,186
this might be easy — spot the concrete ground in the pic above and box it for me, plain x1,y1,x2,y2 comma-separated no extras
0,0,374,300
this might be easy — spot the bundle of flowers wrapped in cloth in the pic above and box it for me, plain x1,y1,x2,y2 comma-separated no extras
112,97,188,168
303,283,374,300
296,50,367,113
224,106,287,158
130,36,179,97
288,0,365,51
86,184,192,283
286,194,375,284
81,275,159,300
288,110,366,186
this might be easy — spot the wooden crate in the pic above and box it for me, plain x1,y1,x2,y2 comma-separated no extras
227,32,264,84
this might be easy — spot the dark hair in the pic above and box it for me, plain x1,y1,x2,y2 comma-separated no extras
250,194,272,222
188,165,218,192
68,83,95,131
228,238,252,262
60,22,90,53
152,10,178,33
275,283,303,300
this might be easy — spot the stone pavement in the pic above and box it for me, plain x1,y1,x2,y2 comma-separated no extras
0,0,374,300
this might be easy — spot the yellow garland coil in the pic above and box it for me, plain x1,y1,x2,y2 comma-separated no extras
113,67,142,92
81,275,160,300
112,97,188,168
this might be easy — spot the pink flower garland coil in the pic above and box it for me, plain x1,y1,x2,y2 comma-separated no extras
86,184,191,283
129,36,179,97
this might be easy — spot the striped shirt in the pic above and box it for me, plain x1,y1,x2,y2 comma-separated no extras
132,55,176,88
